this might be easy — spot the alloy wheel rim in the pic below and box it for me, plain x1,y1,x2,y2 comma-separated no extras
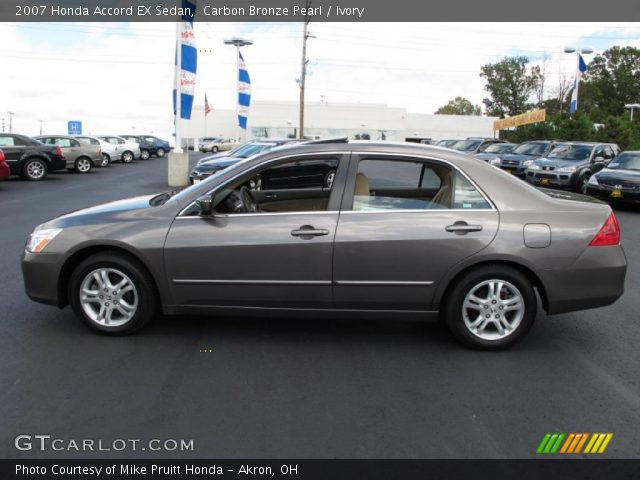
123,153,132,162
462,279,524,341
101,155,109,166
80,268,138,327
27,161,45,179
78,159,91,172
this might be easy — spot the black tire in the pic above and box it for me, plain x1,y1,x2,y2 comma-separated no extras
100,154,110,167
22,158,48,181
156,148,166,158
140,149,150,160
212,146,219,153
121,151,134,163
442,265,537,350
578,172,591,194
74,157,93,174
69,252,157,335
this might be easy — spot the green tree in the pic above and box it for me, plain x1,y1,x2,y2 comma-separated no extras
581,46,640,119
480,56,540,118
435,96,482,115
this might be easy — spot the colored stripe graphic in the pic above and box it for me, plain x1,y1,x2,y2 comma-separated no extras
538,433,613,454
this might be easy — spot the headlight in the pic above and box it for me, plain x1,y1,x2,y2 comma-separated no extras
523,160,533,167
557,166,577,173
527,164,541,170
489,158,501,166
26,228,62,253
588,175,599,185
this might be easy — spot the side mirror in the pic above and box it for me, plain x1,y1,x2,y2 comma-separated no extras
195,194,213,216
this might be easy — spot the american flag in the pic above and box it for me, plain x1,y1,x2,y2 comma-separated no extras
204,92,211,116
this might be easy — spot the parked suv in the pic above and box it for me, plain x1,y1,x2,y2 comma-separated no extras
35,135,102,174
489,140,563,178
0,133,66,181
525,142,618,193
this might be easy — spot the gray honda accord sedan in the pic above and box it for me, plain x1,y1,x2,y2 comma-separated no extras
22,141,627,349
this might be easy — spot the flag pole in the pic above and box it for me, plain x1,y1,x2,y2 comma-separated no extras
174,21,183,153
236,46,240,143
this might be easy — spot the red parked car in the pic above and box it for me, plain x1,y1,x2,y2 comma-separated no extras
0,149,11,180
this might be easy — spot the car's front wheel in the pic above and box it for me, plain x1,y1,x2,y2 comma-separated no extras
578,172,591,194
443,265,537,349
69,253,157,335
121,151,134,163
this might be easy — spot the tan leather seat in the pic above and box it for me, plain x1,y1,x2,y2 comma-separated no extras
355,173,370,196
432,172,452,207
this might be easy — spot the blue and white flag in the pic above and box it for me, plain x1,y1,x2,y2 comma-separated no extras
173,0,197,120
569,54,588,114
238,52,251,130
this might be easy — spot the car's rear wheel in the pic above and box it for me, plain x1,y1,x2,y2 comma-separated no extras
156,148,166,158
121,151,134,163
69,253,157,335
212,146,219,153
100,154,110,167
140,149,150,160
22,158,48,181
75,157,92,174
443,265,537,349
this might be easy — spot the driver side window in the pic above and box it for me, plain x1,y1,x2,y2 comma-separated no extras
214,157,340,215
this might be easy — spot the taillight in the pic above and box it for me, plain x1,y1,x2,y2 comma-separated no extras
55,146,63,157
589,211,621,246
0,150,5,162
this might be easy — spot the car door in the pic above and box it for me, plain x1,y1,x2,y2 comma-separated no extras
333,153,499,311
0,135,26,174
164,153,349,309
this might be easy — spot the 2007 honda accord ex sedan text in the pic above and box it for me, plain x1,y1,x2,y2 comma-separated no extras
21,141,627,349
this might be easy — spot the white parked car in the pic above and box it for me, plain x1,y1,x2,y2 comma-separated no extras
95,136,141,164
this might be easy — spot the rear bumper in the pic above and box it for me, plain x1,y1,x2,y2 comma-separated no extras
49,157,67,172
21,251,64,306
541,245,627,315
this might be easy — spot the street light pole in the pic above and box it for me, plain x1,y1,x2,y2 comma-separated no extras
224,37,253,143
7,112,14,133
563,46,593,114
298,2,313,140
39,120,43,135
625,103,640,121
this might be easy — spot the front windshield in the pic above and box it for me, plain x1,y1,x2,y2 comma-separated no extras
513,142,549,156
438,140,458,147
233,143,276,158
548,144,592,161
608,152,640,170
484,143,514,154
452,140,481,152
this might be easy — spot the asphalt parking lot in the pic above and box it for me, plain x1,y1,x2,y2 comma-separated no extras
1,154,639,459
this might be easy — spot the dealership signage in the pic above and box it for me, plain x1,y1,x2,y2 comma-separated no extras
67,120,82,135
493,109,546,131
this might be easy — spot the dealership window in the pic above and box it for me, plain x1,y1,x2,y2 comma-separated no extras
213,158,340,215
352,158,490,211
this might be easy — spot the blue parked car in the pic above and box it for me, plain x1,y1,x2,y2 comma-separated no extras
140,135,171,158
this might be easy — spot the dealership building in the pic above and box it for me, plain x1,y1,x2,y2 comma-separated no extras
180,100,498,146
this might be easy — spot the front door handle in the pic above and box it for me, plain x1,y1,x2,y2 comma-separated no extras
445,222,483,235
291,225,330,239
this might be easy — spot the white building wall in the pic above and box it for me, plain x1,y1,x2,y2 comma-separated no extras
179,101,497,146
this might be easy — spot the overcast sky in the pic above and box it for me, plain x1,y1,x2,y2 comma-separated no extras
1,22,639,139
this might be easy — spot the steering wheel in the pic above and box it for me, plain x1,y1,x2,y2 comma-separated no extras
239,186,258,213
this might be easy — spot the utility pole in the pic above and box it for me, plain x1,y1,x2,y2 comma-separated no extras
8,112,14,133
298,1,312,140
39,120,43,135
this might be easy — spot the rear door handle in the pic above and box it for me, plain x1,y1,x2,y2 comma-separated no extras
445,222,483,234
291,225,330,239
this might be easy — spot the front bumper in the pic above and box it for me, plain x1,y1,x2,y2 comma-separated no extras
587,185,640,204
498,164,526,177
541,245,627,315
21,251,64,306
526,170,577,188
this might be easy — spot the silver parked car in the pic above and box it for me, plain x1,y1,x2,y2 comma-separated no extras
95,136,141,163
21,141,626,349
74,135,118,167
199,137,237,153
35,135,102,173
